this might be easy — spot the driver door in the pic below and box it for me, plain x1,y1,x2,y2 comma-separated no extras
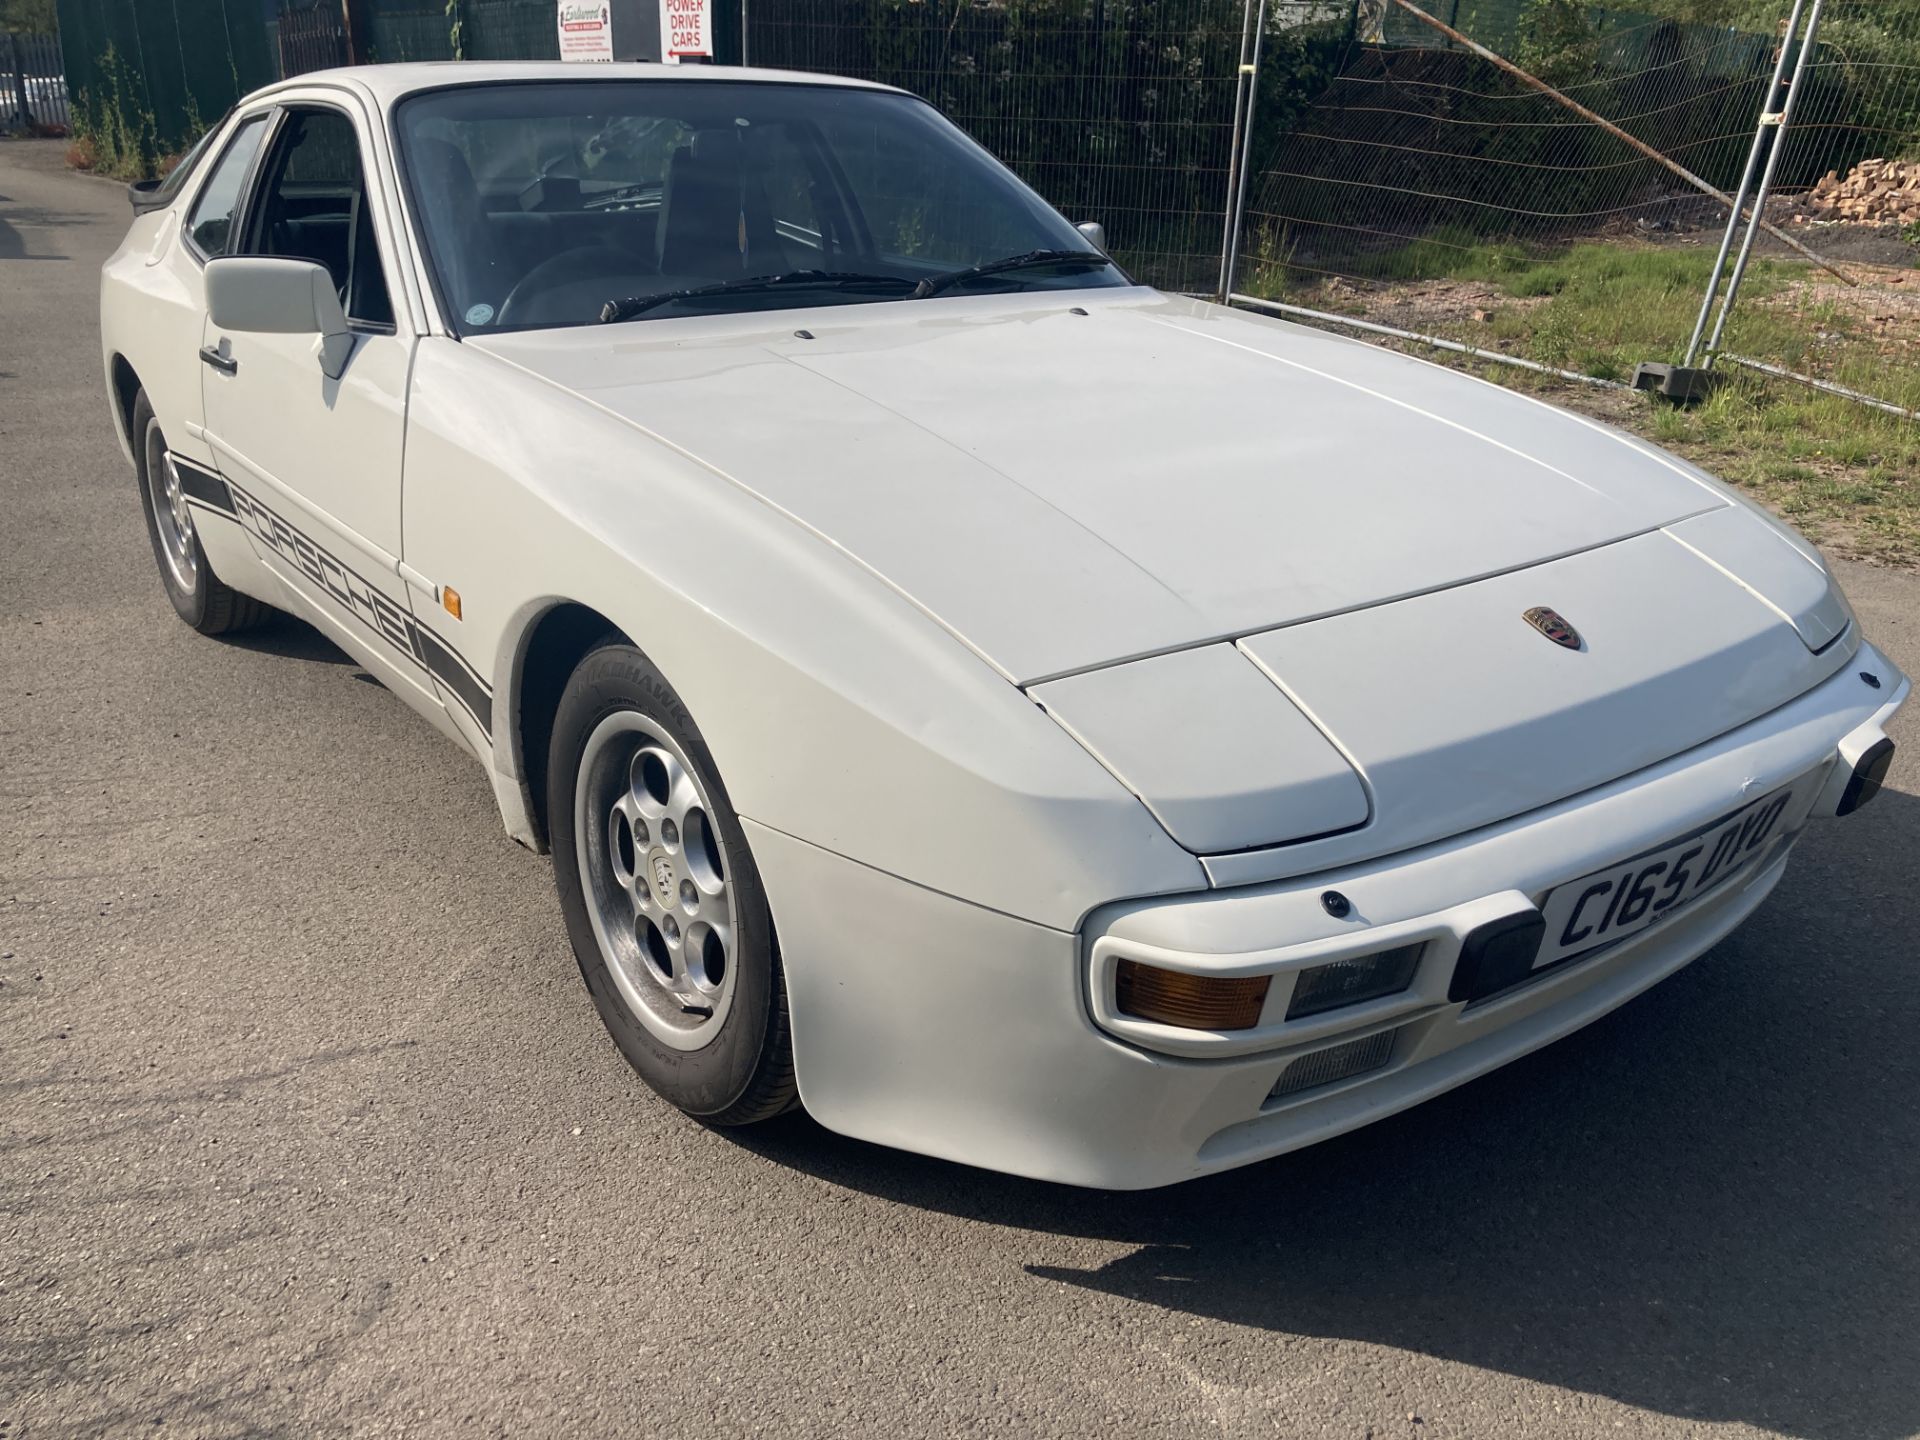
201,100,449,728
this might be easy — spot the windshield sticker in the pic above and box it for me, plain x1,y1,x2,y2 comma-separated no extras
465,303,495,327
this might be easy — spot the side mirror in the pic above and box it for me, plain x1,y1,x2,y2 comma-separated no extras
205,257,353,380
126,177,166,214
1075,221,1107,253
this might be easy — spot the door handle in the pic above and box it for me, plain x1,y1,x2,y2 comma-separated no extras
199,345,238,375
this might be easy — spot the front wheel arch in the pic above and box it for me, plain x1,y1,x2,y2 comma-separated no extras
508,600,628,851
109,354,143,457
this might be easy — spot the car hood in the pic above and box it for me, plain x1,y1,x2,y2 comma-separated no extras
471,290,1737,685
475,290,1854,861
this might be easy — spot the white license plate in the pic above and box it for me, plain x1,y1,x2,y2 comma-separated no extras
1535,784,1802,970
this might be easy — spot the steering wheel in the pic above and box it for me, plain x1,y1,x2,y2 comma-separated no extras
496,245,661,328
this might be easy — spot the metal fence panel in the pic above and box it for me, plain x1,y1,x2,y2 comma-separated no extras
279,0,349,76
182,0,278,119
132,0,195,137
1236,9,1808,309
1228,0,1919,419
1707,0,1920,418
368,3,457,62
4,32,69,131
1754,0,1920,214
467,0,562,59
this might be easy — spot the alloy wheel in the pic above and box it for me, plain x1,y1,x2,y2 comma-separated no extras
573,710,738,1051
145,427,198,592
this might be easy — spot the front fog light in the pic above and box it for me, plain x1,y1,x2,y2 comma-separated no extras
1269,1028,1396,1100
1285,943,1424,1019
1115,960,1270,1030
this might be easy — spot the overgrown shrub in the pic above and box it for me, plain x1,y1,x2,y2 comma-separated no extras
67,41,161,178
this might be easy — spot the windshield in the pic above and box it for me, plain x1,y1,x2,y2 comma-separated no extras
393,80,1127,334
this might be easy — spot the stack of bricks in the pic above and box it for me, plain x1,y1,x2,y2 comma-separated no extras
1797,158,1920,225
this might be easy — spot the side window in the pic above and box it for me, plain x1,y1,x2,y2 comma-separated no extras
185,114,269,259
149,117,225,207
250,108,394,328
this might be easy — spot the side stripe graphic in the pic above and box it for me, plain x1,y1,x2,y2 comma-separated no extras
416,627,493,735
179,463,494,738
170,457,236,514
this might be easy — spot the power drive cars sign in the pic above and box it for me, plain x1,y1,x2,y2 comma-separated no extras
660,0,712,61
556,0,707,62
557,2,613,61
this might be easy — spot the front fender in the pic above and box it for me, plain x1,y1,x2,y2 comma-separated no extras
401,338,1205,931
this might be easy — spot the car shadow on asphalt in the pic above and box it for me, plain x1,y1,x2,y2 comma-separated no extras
0,193,93,263
215,614,358,668
736,781,1920,1440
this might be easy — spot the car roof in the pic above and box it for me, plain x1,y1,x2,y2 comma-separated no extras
253,62,909,108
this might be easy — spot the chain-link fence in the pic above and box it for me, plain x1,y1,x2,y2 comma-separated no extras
1235,6,1841,323
1702,0,1920,416
365,2,460,61
1765,1,1920,192
737,0,1918,416
1221,0,1918,415
466,0,564,59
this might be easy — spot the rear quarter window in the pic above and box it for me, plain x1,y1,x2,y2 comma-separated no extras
185,113,271,260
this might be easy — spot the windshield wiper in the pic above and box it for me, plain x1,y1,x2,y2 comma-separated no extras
911,248,1116,300
600,271,917,324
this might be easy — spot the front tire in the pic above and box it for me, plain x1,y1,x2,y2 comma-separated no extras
548,641,797,1125
132,390,274,635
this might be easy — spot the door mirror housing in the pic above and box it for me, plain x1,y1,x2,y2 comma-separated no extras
1075,221,1107,253
205,257,353,379
127,177,166,214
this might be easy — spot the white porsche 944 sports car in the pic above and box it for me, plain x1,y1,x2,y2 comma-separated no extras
101,63,1905,1188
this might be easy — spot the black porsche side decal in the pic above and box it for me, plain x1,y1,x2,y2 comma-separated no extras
176,458,494,738
415,626,493,735
170,457,236,515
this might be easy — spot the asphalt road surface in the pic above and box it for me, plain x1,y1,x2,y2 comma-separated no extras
5,138,1919,1440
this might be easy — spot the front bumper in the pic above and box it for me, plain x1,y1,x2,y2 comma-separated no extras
753,646,1906,1190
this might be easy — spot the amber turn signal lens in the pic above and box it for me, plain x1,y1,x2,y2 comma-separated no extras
1115,960,1271,1031
442,586,462,620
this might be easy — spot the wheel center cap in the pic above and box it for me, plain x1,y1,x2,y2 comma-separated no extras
646,848,677,908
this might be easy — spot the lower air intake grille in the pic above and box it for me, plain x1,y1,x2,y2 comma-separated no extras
1269,1029,1395,1101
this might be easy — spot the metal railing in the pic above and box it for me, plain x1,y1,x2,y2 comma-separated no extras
278,1,349,77
4,31,67,134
